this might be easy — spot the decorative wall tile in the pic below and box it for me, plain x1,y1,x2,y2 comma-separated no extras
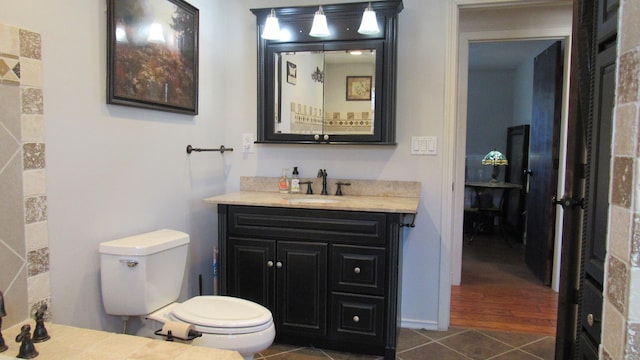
627,322,640,359
611,156,633,208
25,222,48,252
26,274,49,314
22,115,45,142
0,24,20,55
610,205,632,260
23,143,45,169
621,0,640,54
21,87,43,114
4,266,28,328
607,255,629,314
19,29,41,60
617,49,639,105
603,302,626,360
0,121,19,168
23,169,46,197
614,104,637,156
25,195,47,224
0,241,25,292
27,247,49,276
29,298,51,322
19,57,42,87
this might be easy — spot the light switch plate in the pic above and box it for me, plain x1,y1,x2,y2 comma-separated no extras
411,136,437,155
242,133,255,153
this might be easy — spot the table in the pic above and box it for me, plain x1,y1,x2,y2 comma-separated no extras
464,181,522,243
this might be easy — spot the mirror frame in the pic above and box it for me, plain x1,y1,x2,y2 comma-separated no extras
251,1,403,145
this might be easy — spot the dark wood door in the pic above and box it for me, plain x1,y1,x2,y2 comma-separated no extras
277,241,328,337
555,0,617,358
504,125,530,241
227,238,276,310
525,41,564,285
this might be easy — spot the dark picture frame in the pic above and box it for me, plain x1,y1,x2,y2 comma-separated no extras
286,61,297,85
346,76,372,101
107,0,199,115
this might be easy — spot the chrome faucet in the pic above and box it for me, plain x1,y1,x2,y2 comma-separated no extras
317,169,328,195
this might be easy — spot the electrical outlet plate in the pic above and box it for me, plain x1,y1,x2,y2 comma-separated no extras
242,133,255,153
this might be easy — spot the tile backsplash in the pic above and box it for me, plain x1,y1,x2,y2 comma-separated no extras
0,23,50,327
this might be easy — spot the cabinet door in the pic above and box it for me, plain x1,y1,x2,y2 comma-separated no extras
227,238,275,311
277,241,328,337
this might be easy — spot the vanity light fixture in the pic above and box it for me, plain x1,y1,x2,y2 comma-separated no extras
261,9,281,40
358,2,380,35
309,5,330,37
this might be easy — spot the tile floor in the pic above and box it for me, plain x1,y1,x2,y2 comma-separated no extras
255,327,556,359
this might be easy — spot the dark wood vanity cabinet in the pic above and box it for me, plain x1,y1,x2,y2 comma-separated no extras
217,204,404,359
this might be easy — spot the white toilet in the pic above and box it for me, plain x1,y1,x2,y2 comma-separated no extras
99,229,275,360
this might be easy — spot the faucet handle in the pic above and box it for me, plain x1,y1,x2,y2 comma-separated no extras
300,181,313,194
335,182,351,196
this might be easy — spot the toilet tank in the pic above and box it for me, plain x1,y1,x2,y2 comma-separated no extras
99,229,190,316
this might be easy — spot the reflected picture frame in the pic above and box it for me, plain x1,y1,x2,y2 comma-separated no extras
107,0,199,115
286,61,297,85
346,76,372,101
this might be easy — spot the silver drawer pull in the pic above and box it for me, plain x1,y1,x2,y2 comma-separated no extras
276,261,283,268
352,316,360,323
267,261,274,268
120,259,138,268
354,267,361,274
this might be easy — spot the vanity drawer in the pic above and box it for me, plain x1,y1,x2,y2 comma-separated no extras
331,293,384,345
228,206,386,244
332,245,385,295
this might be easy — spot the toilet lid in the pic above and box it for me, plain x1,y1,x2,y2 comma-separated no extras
172,296,273,334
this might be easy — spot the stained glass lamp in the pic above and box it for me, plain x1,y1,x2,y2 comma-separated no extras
482,149,508,182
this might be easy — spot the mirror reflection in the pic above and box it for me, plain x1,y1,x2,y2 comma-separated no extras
274,49,376,135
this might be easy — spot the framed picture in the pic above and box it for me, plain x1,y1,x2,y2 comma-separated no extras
287,61,297,85
107,0,199,115
346,76,372,101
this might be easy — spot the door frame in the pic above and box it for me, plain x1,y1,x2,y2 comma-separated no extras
440,0,573,328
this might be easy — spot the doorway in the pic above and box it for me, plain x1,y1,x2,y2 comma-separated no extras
439,0,573,333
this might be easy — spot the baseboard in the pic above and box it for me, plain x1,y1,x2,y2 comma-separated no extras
400,318,439,330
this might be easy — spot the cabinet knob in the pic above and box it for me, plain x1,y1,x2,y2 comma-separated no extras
352,315,360,323
314,134,320,140
354,267,361,274
276,261,283,268
323,134,329,141
267,261,274,268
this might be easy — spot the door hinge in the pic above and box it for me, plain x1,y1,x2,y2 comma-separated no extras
552,195,586,209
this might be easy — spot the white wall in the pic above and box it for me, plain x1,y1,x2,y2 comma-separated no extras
0,0,568,334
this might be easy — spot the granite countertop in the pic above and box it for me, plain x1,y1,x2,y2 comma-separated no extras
204,177,421,214
0,323,243,360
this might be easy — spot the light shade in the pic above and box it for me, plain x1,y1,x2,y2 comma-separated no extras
147,23,165,43
261,9,281,40
309,6,330,37
482,149,508,166
358,3,380,35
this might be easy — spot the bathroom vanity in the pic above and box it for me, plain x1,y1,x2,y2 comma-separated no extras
205,179,419,359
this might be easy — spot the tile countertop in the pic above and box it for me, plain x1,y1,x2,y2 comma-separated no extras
204,177,421,214
0,323,243,360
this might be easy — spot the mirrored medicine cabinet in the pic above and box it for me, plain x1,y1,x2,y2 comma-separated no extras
251,1,403,145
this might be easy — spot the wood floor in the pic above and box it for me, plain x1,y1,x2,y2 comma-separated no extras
451,231,559,335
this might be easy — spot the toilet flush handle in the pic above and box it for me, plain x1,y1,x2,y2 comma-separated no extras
120,259,139,268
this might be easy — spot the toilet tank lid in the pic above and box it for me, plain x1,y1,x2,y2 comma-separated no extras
99,229,190,256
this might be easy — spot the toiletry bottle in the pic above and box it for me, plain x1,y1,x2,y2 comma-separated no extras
278,168,290,193
291,167,300,193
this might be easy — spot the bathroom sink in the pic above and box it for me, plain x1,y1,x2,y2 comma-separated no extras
285,197,342,204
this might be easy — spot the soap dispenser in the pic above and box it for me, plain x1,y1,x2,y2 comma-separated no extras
290,167,300,193
278,168,290,193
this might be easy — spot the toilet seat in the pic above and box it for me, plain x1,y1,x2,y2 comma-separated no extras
172,296,273,335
